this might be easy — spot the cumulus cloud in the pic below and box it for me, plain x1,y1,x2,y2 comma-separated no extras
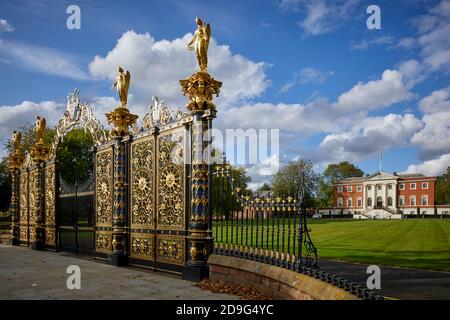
336,70,412,112
0,100,65,155
405,153,450,176
313,113,423,163
418,86,450,114
0,19,14,32
89,31,270,110
413,0,450,72
0,39,89,80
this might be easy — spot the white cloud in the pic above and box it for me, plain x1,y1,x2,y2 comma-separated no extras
418,86,450,114
0,100,65,155
405,153,450,176
350,36,394,51
279,67,334,94
313,113,423,163
0,39,89,80
413,0,450,72
398,59,426,89
336,70,413,112
295,0,360,36
0,19,14,32
89,31,270,110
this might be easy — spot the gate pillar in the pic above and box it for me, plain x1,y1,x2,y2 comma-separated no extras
105,98,138,266
180,69,222,281
29,118,49,250
7,132,24,246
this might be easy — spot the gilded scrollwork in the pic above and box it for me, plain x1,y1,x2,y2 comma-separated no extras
96,150,113,226
45,228,56,245
19,172,28,224
45,165,56,225
131,138,154,227
142,96,187,130
157,129,185,228
96,232,112,253
28,169,39,224
20,227,28,241
157,236,184,265
130,234,154,260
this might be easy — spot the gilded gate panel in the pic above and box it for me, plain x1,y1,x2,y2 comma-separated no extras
157,127,185,230
156,234,185,265
96,230,113,254
130,137,155,229
19,171,28,242
130,233,155,260
28,169,39,225
95,148,113,227
44,164,56,246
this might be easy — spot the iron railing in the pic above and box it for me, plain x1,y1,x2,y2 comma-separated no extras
210,163,383,300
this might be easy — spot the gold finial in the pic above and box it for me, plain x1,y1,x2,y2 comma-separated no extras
188,17,211,72
112,66,131,108
30,116,49,163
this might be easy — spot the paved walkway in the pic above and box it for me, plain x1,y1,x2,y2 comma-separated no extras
318,258,450,300
0,245,237,300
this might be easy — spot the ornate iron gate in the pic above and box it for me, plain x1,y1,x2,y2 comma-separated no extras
57,176,95,256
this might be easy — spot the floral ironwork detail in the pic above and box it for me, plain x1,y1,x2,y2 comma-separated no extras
50,89,107,158
28,169,39,224
96,150,113,226
131,138,154,227
19,172,28,224
157,129,184,228
157,236,184,265
96,232,112,253
142,96,187,130
130,235,154,260
45,165,56,225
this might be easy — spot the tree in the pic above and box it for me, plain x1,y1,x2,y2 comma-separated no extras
257,183,271,192
0,158,11,213
57,128,94,185
436,167,450,205
316,161,364,208
271,159,318,206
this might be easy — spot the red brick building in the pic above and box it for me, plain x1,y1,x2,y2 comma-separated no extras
318,171,450,219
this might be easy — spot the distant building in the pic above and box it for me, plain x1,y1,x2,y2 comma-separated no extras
318,171,450,219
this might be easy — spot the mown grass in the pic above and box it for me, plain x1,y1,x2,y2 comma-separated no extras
213,219,450,272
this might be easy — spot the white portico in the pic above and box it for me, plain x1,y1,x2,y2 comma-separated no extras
363,172,398,211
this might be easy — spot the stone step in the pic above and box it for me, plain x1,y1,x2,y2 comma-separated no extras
0,233,10,245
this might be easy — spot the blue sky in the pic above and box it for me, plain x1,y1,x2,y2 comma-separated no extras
1,0,450,188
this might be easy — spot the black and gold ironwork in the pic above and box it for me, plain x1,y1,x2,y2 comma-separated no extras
212,165,318,269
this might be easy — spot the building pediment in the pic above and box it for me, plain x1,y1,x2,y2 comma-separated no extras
365,171,398,181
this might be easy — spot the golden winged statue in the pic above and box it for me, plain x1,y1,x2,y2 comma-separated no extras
112,67,131,107
34,116,46,144
11,130,22,155
188,17,211,72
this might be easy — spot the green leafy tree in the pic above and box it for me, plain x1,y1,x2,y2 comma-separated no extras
257,182,272,192
436,167,450,205
316,161,364,208
0,158,12,213
57,128,94,185
271,159,318,207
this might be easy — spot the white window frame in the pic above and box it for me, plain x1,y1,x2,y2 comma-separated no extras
422,182,429,189
421,195,428,206
357,185,362,192
347,186,352,192
410,196,416,206
399,183,405,190
337,197,343,207
410,183,416,190
357,197,362,207
399,196,405,206
377,185,382,190
337,186,343,193
347,198,352,207
367,185,372,191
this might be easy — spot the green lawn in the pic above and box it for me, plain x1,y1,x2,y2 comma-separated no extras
213,219,450,272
